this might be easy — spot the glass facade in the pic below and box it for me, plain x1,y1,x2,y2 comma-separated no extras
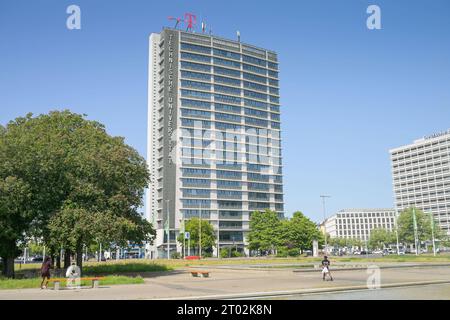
148,29,284,257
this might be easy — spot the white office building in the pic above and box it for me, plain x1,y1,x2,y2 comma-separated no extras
390,129,450,235
146,28,284,258
323,209,397,241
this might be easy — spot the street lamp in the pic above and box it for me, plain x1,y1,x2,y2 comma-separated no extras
320,195,331,254
199,202,202,258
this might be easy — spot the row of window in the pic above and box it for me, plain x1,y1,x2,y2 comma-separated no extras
180,99,280,115
180,62,279,82
180,43,278,70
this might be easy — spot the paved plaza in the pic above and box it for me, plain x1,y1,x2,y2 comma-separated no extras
1,263,450,300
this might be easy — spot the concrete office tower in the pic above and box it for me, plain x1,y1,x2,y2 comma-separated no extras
146,28,284,258
390,130,450,236
322,209,397,241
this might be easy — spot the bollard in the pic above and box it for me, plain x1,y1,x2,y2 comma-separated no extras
54,281,60,290
92,279,99,288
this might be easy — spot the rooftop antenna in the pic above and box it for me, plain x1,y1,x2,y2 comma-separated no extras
237,30,241,42
167,16,182,29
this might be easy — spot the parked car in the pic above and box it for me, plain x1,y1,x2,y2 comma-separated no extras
373,250,383,255
353,250,361,255
398,250,405,255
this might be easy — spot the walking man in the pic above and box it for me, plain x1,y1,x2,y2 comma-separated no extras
40,256,52,289
321,255,333,281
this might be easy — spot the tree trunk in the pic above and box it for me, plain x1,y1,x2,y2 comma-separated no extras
76,246,83,275
56,254,61,269
63,249,71,269
2,256,15,279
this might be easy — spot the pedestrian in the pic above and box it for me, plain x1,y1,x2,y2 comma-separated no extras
40,256,52,289
321,255,333,281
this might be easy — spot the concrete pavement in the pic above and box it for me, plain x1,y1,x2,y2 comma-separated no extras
1,264,449,300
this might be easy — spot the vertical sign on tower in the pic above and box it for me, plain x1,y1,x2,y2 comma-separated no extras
162,29,179,230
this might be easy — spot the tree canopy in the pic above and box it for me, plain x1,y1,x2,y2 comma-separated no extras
0,110,155,277
177,217,216,256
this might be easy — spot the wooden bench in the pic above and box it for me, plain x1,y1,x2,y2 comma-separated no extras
190,270,210,278
47,277,105,290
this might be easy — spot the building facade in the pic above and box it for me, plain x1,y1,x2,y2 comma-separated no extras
323,209,396,241
390,130,450,235
146,28,284,258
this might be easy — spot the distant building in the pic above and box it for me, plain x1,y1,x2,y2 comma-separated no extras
390,130,450,235
322,209,396,241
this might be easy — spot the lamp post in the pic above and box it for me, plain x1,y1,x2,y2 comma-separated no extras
166,199,170,260
429,212,436,256
199,202,202,258
395,210,400,255
412,207,419,255
320,195,331,254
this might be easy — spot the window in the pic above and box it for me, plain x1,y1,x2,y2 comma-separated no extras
246,117,268,127
180,42,211,54
181,52,211,63
183,189,210,197
214,75,241,86
181,99,211,109
248,182,270,190
268,62,278,70
214,57,241,69
214,66,241,78
181,80,211,90
245,108,267,118
181,108,211,119
215,122,241,131
244,81,267,92
181,89,211,100
270,95,279,103
215,112,241,123
244,98,268,110
181,70,211,81
243,72,266,84
182,168,211,176
244,90,267,101
215,85,241,95
217,180,241,188
215,103,241,114
215,94,241,104
243,55,266,67
268,70,278,78
268,78,279,87
243,63,266,75
217,170,242,179
181,61,211,72
213,48,240,60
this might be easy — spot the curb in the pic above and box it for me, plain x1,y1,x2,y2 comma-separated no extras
293,262,450,273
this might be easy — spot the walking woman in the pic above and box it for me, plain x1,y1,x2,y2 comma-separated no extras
40,256,52,289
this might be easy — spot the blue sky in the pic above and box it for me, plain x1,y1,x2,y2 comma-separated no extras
1,0,450,223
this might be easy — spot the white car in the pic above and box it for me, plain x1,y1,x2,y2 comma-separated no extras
353,251,361,255
373,250,383,255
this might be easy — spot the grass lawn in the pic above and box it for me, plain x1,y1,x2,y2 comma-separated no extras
0,275,144,290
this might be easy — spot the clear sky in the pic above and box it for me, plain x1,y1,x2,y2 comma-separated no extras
1,0,450,223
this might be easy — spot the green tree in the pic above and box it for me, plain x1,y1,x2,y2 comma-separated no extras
0,111,155,276
279,211,324,252
368,228,396,249
248,210,282,254
397,207,432,245
177,217,216,257
0,176,33,278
